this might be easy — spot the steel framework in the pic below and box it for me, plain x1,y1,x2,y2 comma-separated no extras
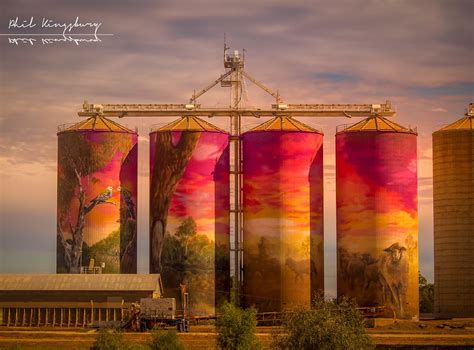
77,43,396,302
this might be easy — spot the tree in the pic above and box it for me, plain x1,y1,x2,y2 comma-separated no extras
175,217,197,259
273,296,374,350
216,301,260,350
57,131,133,273
150,131,200,273
419,272,434,313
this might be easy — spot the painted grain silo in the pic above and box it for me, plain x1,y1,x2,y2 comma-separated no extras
242,116,324,312
149,116,230,316
336,116,419,320
433,106,474,318
56,116,138,274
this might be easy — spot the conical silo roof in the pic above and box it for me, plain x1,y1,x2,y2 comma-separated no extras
246,116,322,133
337,116,417,134
436,116,473,132
60,115,135,133
152,116,226,133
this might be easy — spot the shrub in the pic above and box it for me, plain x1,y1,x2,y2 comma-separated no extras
273,296,374,350
92,328,128,350
216,301,260,350
148,329,185,350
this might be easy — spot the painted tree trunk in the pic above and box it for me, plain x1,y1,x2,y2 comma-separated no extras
149,131,200,273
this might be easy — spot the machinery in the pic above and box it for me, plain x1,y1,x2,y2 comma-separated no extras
121,284,189,332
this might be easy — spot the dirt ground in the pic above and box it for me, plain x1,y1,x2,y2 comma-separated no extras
0,318,473,349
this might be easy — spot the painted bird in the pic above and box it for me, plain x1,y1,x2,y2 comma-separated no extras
117,186,136,220
93,186,113,204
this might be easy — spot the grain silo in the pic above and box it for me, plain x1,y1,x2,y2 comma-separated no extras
433,105,474,318
242,116,324,312
57,116,138,274
336,116,419,320
149,116,230,316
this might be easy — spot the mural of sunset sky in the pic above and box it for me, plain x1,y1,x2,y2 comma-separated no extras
1,1,472,297
336,128,418,319
243,128,324,311
149,129,229,316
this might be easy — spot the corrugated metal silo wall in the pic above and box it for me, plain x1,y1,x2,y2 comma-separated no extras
56,131,138,274
242,131,324,312
149,130,230,316
433,129,474,318
336,131,419,320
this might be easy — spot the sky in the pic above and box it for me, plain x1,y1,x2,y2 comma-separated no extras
0,0,473,297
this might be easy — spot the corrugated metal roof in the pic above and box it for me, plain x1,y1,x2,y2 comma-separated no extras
337,116,416,134
436,116,473,131
152,116,226,133
0,274,162,293
246,116,321,133
60,116,135,133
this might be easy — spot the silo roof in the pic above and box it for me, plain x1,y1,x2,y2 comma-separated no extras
246,116,322,133
152,116,226,133
338,116,416,134
61,115,135,133
436,116,473,131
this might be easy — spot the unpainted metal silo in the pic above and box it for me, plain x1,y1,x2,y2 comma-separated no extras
56,116,138,274
433,107,474,318
336,116,419,320
149,116,230,316
242,116,324,312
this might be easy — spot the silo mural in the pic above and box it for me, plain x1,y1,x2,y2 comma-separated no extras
149,116,230,316
433,111,474,318
243,116,324,312
336,116,418,320
56,116,138,274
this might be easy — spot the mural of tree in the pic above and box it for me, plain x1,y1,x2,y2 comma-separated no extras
150,131,200,273
176,217,197,259
57,131,133,273
120,186,137,273
161,216,216,315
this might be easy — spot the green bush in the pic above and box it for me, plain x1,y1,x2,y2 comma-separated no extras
148,329,184,350
216,301,260,350
273,296,374,350
92,329,128,350
92,328,147,350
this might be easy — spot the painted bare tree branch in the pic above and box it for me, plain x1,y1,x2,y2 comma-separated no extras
58,167,116,273
150,131,200,273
